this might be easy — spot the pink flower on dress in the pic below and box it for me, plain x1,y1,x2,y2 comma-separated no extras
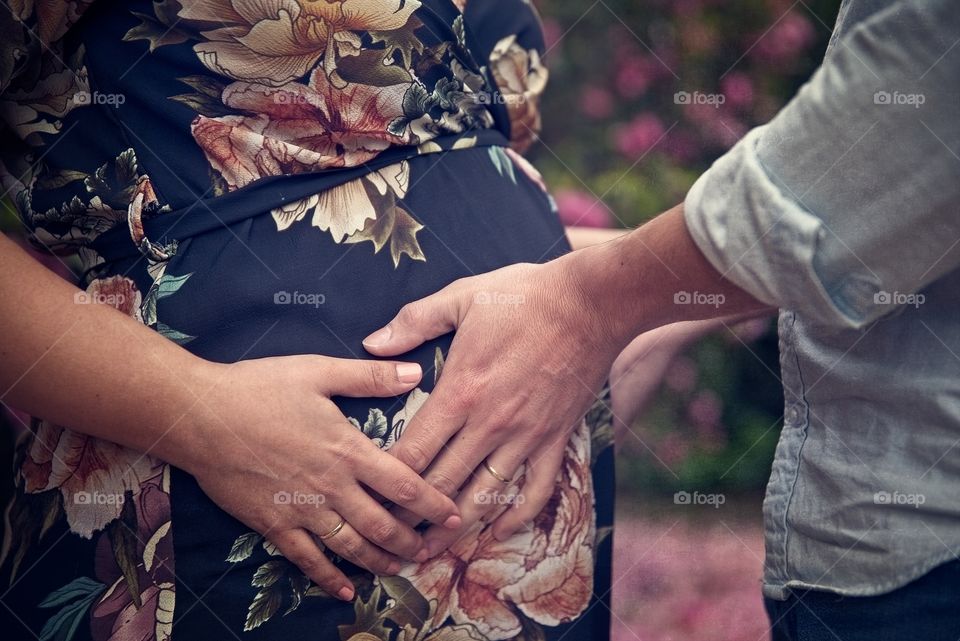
400,421,597,640
190,69,409,191
176,0,421,86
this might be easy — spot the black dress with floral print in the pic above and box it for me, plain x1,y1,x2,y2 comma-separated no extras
0,1,615,639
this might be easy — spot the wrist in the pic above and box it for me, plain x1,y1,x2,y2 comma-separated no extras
558,240,649,357
151,357,231,476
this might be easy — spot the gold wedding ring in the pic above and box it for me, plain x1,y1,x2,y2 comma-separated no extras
318,517,346,540
483,459,511,484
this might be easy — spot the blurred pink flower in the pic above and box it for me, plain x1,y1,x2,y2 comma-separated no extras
752,12,815,66
614,112,666,158
579,85,614,119
615,55,656,98
554,188,614,228
721,72,754,109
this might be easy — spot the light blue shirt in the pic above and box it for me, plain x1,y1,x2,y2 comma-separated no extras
684,0,960,599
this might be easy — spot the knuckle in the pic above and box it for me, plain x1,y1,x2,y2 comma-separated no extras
397,301,426,327
428,471,459,497
392,477,421,504
398,439,432,472
367,361,389,390
339,537,365,560
370,519,399,544
330,434,361,465
295,552,325,576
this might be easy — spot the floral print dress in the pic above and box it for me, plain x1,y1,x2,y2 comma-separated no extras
0,1,615,640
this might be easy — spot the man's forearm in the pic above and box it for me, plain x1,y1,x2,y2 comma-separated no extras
0,233,219,473
564,204,771,349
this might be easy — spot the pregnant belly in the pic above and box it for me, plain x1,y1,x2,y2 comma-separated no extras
141,149,595,637
155,147,569,368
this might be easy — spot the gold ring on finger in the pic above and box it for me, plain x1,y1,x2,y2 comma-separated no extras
483,459,511,484
318,517,346,540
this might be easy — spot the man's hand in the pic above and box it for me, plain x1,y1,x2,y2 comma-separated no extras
363,261,619,555
362,205,767,557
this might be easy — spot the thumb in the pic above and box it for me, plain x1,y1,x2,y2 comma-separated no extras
363,286,463,356
320,358,423,398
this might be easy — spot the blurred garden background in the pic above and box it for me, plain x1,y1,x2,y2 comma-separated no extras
528,0,842,639
0,0,844,639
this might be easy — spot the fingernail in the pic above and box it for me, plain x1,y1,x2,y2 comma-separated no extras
363,326,392,348
386,561,402,574
395,362,422,384
443,514,461,529
414,547,430,563
337,585,355,601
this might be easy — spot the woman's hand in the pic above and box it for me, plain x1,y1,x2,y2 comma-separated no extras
362,261,620,556
184,355,462,601
0,235,462,602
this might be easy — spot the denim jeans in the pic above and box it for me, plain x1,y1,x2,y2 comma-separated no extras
766,560,960,641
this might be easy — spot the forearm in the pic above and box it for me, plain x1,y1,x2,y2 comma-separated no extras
565,204,772,349
0,233,218,473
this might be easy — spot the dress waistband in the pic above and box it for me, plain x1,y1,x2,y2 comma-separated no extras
87,129,510,275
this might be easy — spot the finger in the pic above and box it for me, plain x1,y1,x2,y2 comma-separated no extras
319,358,423,398
314,516,402,577
390,429,493,527
491,438,566,541
421,444,528,558
388,382,466,473
270,529,355,601
362,284,465,356
355,439,462,529
338,484,426,561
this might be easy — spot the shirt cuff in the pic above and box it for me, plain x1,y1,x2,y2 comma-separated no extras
683,127,879,328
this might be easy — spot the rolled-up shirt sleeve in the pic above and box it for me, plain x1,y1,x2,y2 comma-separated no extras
684,0,960,328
